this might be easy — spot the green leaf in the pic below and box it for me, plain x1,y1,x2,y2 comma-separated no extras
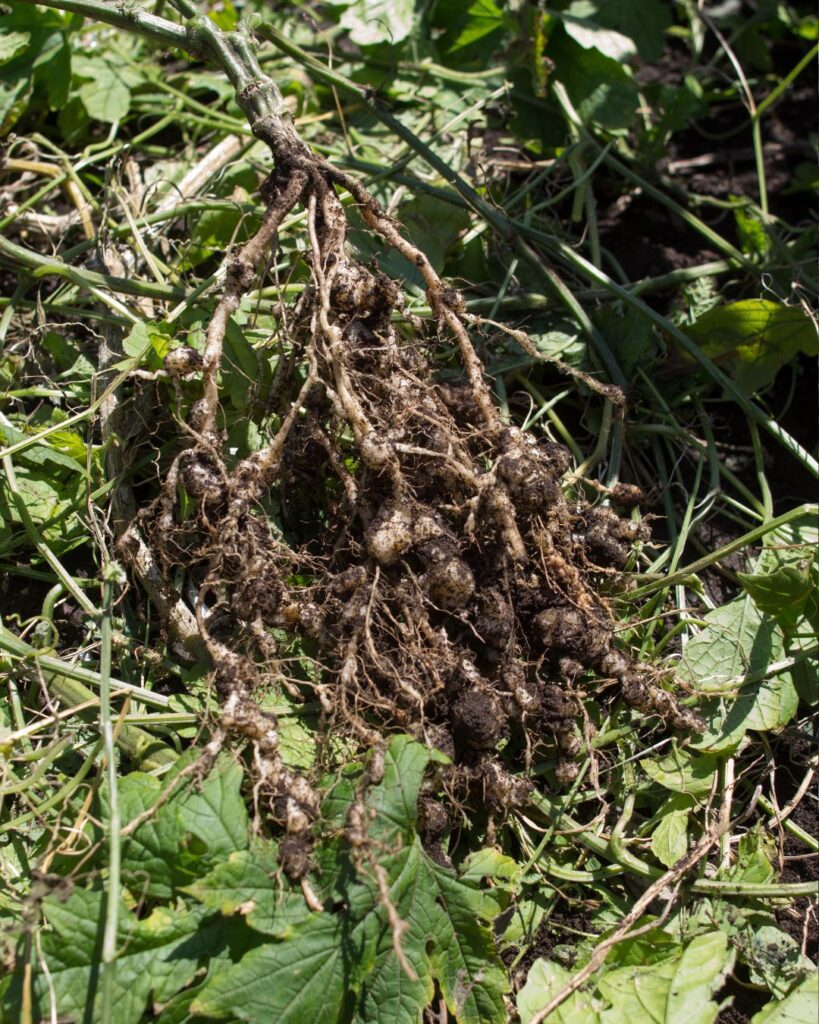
724,828,776,885
734,203,771,256
680,593,798,749
686,300,818,392
592,0,672,60
651,76,708,137
605,925,680,969
562,3,635,61
193,837,509,1024
183,194,261,270
173,756,250,859
550,30,640,131
0,465,87,556
42,329,96,378
185,841,312,938
0,73,32,135
680,595,785,693
396,193,472,274
651,808,689,868
434,0,505,60
122,321,156,359
784,161,819,195
598,931,733,1024
738,560,815,633
94,756,250,901
193,907,365,1023
0,31,30,65
115,773,192,899
519,958,602,1024
751,972,819,1023
693,675,798,754
207,0,239,31
74,56,131,122
594,305,655,376
367,733,449,840
32,31,71,108
277,713,318,770
641,747,718,796
741,922,816,998
222,321,260,413
0,419,86,474
736,674,798,732
685,902,816,1001
518,934,731,1024
3,888,213,1024
538,331,585,362
497,890,552,950
336,0,416,47
192,737,508,1024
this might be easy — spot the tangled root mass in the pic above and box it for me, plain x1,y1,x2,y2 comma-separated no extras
126,120,703,872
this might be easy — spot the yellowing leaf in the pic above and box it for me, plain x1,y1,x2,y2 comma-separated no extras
686,299,818,392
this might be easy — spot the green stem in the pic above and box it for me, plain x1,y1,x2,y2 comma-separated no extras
0,738,72,796
0,235,183,302
529,790,817,897
758,795,819,853
100,570,120,1023
0,622,170,711
1,446,98,618
515,240,625,386
0,741,103,836
754,42,819,120
15,0,189,49
629,503,818,598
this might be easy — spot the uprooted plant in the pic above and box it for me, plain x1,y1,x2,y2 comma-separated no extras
17,0,706,877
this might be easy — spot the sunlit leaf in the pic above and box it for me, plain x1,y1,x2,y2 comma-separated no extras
686,300,818,392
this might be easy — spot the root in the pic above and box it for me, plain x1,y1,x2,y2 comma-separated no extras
114,17,704,875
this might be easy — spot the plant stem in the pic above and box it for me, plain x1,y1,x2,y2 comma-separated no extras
99,569,120,1024
629,502,818,597
17,0,189,49
529,790,818,896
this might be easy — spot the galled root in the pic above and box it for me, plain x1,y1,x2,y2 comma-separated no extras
125,111,704,880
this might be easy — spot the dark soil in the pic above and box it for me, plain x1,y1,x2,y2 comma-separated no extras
665,81,816,224
597,189,718,283
601,29,817,286
716,977,766,1024
771,730,819,963
508,904,596,989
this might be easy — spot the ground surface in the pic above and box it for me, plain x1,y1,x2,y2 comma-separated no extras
0,3,817,1023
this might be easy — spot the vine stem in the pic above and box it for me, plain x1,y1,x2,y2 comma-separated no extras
99,564,124,1023
16,0,189,49
529,789,817,897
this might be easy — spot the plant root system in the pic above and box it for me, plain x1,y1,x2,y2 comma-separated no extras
118,32,704,877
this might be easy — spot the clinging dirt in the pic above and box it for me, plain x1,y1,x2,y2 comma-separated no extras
113,18,705,875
